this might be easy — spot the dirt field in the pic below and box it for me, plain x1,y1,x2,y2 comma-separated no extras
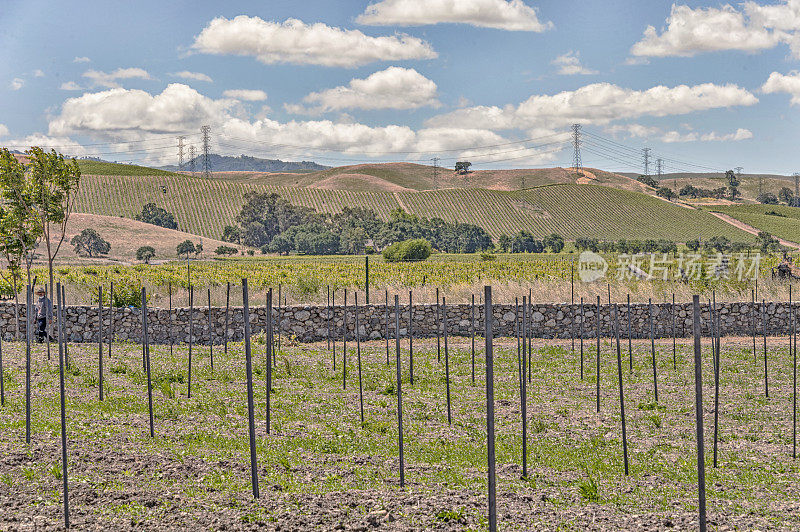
1,333,798,530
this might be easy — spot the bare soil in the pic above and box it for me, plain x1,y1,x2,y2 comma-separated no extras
1,335,798,530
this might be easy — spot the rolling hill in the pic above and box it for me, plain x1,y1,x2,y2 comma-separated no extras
43,213,231,263
706,204,800,244
622,172,798,204
74,173,750,243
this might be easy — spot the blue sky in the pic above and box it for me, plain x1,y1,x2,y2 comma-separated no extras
1,0,800,174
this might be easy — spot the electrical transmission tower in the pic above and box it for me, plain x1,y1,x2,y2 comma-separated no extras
572,124,582,177
642,148,651,178
431,156,440,189
201,125,212,179
656,157,663,182
177,136,186,172
188,145,196,175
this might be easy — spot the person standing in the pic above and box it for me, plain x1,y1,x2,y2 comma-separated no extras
35,287,52,343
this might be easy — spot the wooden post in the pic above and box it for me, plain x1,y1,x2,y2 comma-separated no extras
332,288,337,371
365,256,369,305
98,286,104,401
712,292,720,467
649,298,658,403
343,289,347,390
385,289,389,365
443,296,451,425
596,295,601,413
188,286,194,398
408,290,413,385
484,286,497,532
109,281,114,358
436,287,441,363
580,297,584,380
25,284,31,444
224,282,230,356
355,292,364,426
207,288,213,370
167,282,172,357
471,294,476,384
394,294,404,487
242,279,259,498
672,293,677,370
613,304,629,475
627,294,632,373
521,295,528,479
692,295,707,532
141,287,154,438
266,289,273,434
763,299,769,398
55,283,70,529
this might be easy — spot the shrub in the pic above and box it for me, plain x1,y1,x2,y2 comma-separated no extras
383,238,432,262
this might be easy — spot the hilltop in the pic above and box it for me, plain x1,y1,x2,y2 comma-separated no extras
160,154,328,173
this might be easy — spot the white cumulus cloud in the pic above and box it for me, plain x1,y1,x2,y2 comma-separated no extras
630,2,800,58
552,51,597,75
48,84,236,140
172,71,213,83
10,78,24,90
59,81,83,91
44,84,557,166
608,124,753,143
427,82,758,131
33,69,45,78
190,16,437,68
287,67,439,114
762,70,800,104
82,67,152,88
356,0,552,31
0,124,9,137
223,89,268,101
73,56,91,63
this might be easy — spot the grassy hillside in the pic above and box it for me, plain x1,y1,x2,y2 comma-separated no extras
623,173,796,203
78,159,177,176
48,213,231,263
708,204,800,243
75,174,749,243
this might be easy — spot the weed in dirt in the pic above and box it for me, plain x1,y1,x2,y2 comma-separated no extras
578,472,600,502
435,507,466,523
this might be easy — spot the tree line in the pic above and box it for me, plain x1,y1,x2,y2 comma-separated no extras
220,192,495,255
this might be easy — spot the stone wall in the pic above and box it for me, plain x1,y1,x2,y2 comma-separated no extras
0,301,795,344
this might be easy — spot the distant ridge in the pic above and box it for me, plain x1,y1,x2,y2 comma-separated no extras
161,154,329,173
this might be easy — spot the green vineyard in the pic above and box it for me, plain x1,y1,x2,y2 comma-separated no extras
709,204,800,243
75,174,749,242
